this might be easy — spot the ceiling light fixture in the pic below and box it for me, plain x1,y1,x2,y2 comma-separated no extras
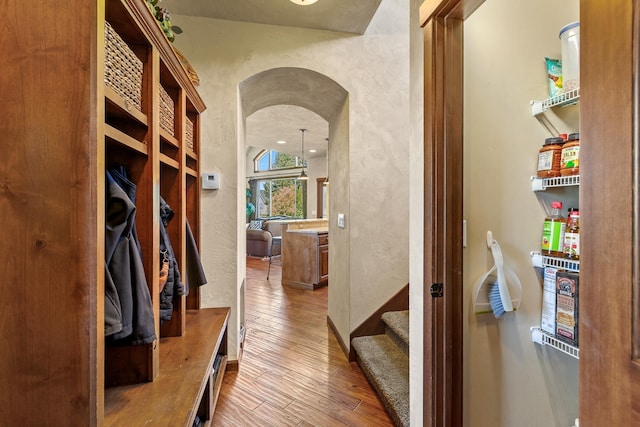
276,140,287,144
290,0,318,5
298,128,308,180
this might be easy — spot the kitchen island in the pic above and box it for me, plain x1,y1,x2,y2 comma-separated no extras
281,221,328,290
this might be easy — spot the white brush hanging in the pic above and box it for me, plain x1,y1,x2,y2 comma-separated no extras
472,231,523,316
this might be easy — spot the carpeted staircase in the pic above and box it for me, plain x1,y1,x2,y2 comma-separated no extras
352,310,409,427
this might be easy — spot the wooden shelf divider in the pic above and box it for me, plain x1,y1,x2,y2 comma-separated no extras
105,124,148,154
105,85,149,126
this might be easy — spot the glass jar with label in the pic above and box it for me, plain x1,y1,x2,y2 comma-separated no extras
541,201,566,257
563,208,580,260
537,136,565,178
560,132,580,176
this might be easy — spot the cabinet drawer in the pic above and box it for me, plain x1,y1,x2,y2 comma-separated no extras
318,234,329,246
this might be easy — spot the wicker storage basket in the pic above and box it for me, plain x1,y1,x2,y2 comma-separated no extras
104,21,143,112
185,117,194,151
159,85,175,136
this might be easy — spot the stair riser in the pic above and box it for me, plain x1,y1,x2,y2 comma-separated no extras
385,326,409,356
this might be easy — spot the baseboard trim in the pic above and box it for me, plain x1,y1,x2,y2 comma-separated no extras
226,359,239,372
327,314,349,358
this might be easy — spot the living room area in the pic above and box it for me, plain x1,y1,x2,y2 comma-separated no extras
244,104,330,288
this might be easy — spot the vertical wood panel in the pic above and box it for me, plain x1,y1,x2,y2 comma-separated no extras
422,1,484,425
444,16,464,427
423,15,443,427
0,1,100,424
580,0,636,425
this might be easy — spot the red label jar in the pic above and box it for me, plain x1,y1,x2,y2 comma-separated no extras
537,136,564,178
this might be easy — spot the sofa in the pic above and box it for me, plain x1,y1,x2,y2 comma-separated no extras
246,218,284,257
246,229,277,257
246,217,320,257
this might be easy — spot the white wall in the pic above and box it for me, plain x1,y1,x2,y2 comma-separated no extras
463,1,579,426
172,0,411,358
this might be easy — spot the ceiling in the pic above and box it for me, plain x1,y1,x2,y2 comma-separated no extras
160,0,382,158
246,105,329,159
161,0,382,35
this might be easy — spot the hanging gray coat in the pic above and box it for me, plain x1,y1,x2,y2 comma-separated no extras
159,197,185,322
104,168,156,345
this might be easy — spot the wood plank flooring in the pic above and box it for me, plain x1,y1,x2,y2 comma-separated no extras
212,256,394,426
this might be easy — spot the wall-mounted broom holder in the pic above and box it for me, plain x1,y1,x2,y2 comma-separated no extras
472,231,523,316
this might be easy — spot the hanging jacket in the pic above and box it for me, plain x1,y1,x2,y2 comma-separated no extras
159,197,185,321
105,168,156,345
184,219,207,293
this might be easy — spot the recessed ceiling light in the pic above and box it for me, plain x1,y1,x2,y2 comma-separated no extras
277,140,287,144
309,149,317,153
290,0,318,5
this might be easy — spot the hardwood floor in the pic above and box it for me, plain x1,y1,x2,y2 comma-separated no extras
212,256,394,426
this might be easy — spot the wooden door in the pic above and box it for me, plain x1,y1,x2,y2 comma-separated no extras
421,0,484,425
579,1,640,425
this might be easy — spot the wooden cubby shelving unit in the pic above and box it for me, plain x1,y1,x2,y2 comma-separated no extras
1,0,228,425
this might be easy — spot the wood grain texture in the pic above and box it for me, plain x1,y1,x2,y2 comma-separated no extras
212,258,394,426
579,0,639,425
0,1,100,425
282,230,328,289
422,0,483,424
104,308,229,426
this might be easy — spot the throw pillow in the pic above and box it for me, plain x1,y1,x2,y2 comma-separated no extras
248,220,263,230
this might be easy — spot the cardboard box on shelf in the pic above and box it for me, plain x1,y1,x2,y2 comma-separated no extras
556,270,579,347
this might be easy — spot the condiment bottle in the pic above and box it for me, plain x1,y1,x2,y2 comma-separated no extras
537,136,565,178
560,132,580,176
563,208,580,260
541,201,566,257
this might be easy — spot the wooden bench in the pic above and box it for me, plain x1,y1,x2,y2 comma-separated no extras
104,308,229,426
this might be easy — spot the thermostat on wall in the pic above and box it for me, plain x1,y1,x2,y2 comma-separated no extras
201,172,221,190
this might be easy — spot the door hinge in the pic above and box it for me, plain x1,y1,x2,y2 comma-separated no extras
430,283,443,298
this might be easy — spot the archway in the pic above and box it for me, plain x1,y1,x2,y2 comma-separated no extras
238,67,352,351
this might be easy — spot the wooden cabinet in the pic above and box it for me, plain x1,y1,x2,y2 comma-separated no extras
282,229,329,289
318,233,329,282
1,0,227,424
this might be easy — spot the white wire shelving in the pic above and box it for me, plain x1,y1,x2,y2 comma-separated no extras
530,326,579,359
530,252,580,273
531,175,580,192
531,88,580,116
529,253,579,360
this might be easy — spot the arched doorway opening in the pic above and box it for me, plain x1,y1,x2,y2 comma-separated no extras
238,67,353,352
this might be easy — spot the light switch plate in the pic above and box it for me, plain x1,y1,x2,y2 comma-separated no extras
338,213,345,228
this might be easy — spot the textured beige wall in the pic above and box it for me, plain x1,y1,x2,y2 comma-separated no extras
408,0,424,424
171,0,411,358
346,0,410,332
463,1,579,425
327,100,351,345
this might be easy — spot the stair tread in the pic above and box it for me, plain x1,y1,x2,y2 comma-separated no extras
352,334,409,427
382,310,409,346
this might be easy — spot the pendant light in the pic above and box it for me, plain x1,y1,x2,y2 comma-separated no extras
290,0,318,5
298,128,308,180
323,137,330,186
